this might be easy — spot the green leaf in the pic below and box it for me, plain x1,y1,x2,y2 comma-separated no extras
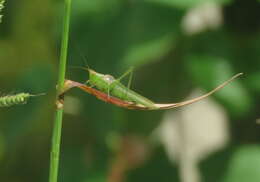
246,72,260,92
223,145,260,182
145,0,232,9
0,134,5,161
186,55,252,117
121,34,174,68
118,3,182,69
128,147,179,182
72,0,123,22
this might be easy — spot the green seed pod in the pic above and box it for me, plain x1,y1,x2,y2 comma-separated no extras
0,0,5,23
0,93,31,107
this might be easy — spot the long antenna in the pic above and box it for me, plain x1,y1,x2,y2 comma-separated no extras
71,39,90,69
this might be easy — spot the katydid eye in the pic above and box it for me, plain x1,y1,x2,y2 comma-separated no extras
104,75,115,83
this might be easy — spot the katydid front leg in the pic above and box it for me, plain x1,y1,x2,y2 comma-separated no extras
102,74,114,98
84,80,94,88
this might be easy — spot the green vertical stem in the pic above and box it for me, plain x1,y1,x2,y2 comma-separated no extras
49,0,71,182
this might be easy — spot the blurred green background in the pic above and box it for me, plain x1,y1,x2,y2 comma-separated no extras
0,0,260,182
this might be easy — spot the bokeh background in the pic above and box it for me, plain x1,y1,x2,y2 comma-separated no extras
0,0,260,182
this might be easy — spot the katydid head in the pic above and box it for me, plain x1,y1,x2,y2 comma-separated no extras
88,69,105,85
88,69,116,88
88,68,98,79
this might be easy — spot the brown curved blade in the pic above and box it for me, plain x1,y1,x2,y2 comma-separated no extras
151,73,243,110
63,73,242,110
64,80,144,109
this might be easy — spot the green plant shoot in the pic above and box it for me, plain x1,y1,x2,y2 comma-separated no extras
0,93,44,107
0,0,5,23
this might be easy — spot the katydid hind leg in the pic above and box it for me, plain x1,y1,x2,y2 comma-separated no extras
116,67,134,98
116,67,134,82
127,67,133,90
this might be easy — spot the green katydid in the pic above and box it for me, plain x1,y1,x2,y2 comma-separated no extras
87,67,159,109
65,66,243,110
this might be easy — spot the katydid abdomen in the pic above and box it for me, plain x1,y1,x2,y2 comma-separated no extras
109,82,158,109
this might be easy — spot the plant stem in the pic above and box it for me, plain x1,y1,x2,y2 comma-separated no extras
49,0,71,182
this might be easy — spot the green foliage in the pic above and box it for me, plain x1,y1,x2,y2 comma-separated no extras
186,55,252,117
128,147,180,182
223,146,260,182
145,0,232,9
0,0,259,182
0,0,4,23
